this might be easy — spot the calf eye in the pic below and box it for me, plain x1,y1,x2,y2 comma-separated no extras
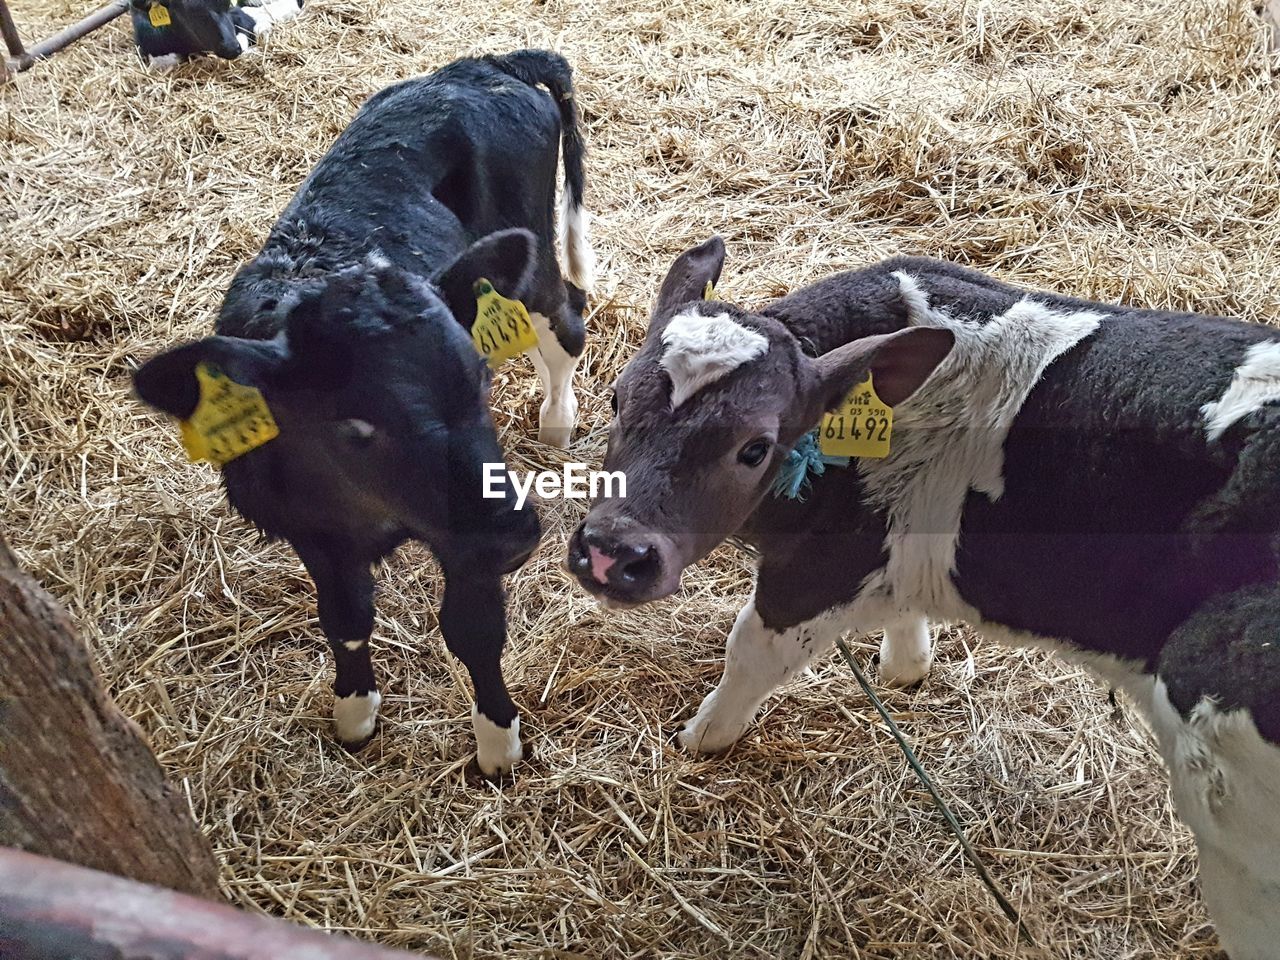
738,438,771,467
610,390,619,415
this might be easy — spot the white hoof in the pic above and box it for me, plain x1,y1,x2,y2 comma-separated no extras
537,394,577,447
472,706,523,775
677,697,751,755
333,690,380,744
878,621,933,687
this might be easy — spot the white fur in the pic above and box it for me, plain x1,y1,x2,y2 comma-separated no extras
1147,682,1280,960
558,191,596,292
679,599,851,753
472,705,523,775
242,0,301,35
878,616,934,686
1201,340,1280,442
659,311,770,409
333,690,380,744
529,311,580,448
341,639,365,651
147,53,182,70
851,274,1103,617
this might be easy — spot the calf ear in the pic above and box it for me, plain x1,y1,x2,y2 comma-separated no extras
133,336,283,418
811,326,955,413
651,236,726,325
436,228,538,328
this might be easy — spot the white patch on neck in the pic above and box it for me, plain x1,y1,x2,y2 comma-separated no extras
1201,340,1280,441
854,272,1103,615
659,311,769,408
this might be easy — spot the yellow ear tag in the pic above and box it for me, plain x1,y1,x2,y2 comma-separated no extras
178,362,279,466
818,373,893,458
472,278,539,366
148,3,171,27
703,281,715,300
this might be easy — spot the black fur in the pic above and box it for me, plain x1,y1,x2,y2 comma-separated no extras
134,52,591,768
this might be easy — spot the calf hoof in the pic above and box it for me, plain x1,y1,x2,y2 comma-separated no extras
472,707,523,776
676,714,749,755
537,423,573,448
333,690,381,748
877,652,932,688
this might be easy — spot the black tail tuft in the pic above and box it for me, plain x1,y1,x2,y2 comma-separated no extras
483,49,587,210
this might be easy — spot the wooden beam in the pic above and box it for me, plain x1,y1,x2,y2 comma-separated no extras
0,848,438,959
0,535,219,897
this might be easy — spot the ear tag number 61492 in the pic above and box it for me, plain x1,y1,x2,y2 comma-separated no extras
472,278,539,367
819,373,893,458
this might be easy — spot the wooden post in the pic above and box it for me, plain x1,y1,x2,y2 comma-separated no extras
0,535,220,898
0,848,437,959
0,0,130,76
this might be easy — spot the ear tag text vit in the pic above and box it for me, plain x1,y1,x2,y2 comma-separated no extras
472,278,539,366
819,373,893,458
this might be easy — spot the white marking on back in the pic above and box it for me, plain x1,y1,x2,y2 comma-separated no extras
471,705,523,775
558,192,596,293
659,311,769,408
1201,340,1280,441
853,274,1103,615
1147,681,1280,960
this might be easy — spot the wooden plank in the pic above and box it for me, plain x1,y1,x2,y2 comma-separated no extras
0,848,438,959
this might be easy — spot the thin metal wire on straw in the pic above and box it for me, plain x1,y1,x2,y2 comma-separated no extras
835,635,1038,948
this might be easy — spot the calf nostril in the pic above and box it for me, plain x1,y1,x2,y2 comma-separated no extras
616,544,659,586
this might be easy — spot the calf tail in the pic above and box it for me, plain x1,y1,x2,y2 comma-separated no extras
485,49,596,292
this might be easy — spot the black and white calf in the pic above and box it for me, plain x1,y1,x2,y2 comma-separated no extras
134,50,596,775
569,238,1280,958
129,0,303,67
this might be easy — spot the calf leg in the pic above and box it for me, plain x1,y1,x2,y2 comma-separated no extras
529,311,582,448
878,615,934,687
439,572,522,775
678,597,851,753
237,0,302,47
296,545,380,749
1148,679,1280,960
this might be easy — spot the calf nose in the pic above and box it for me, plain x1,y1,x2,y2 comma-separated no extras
572,525,662,592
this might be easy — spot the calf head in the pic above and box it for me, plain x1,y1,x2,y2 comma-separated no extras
134,231,542,574
131,0,242,59
568,237,954,605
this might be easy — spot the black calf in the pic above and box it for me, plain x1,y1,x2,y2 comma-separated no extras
128,0,302,65
134,50,595,776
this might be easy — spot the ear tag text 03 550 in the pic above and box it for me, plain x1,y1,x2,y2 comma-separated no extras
818,373,893,459
178,362,279,466
472,278,539,366
148,3,171,27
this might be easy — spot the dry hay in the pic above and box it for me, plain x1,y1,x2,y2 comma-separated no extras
3,0,1279,956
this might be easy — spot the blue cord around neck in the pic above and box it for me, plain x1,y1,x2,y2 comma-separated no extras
770,429,849,500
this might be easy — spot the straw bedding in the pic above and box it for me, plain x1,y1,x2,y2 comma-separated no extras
3,0,1278,956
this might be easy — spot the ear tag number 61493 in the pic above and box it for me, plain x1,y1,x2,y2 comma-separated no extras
178,362,279,466
819,373,893,458
472,278,539,367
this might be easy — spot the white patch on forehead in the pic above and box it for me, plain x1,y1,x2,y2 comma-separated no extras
659,311,769,408
1201,339,1280,441
853,272,1103,616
